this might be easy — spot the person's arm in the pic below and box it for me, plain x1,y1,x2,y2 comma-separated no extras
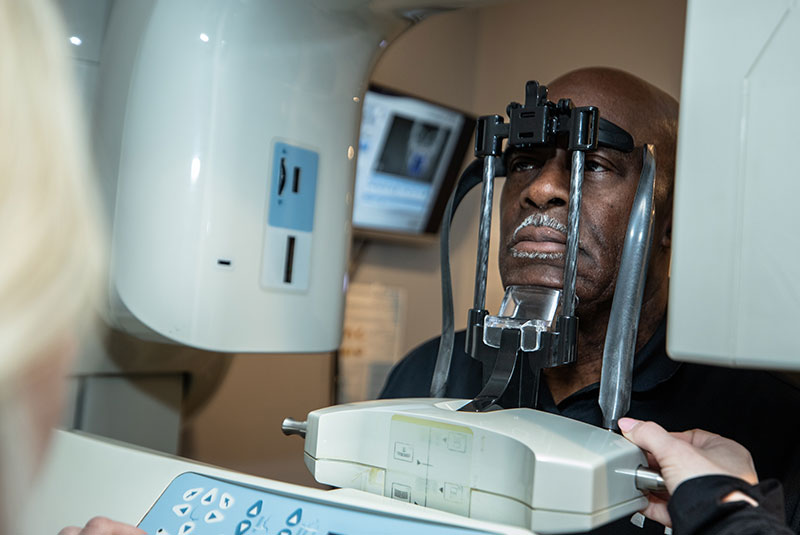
58,517,145,535
618,417,792,534
668,474,790,535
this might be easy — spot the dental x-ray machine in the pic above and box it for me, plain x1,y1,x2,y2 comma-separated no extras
285,1,800,532
24,0,800,534
284,79,664,534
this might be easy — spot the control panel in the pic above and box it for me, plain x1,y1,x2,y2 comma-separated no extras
138,472,497,535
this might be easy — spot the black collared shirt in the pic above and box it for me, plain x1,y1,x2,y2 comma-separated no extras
380,321,800,534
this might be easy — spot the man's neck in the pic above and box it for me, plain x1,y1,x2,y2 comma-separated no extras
543,315,608,405
543,281,668,405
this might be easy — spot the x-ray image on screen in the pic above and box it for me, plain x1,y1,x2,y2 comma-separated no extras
352,86,475,237
375,115,452,183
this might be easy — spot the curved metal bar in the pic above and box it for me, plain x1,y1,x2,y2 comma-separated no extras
430,159,484,397
473,155,498,311
599,144,657,430
430,186,459,398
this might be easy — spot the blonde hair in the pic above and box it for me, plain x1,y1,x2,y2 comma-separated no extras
0,0,105,385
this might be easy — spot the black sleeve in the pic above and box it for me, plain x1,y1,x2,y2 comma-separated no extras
669,475,793,535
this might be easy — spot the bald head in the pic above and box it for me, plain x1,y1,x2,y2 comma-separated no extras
499,66,678,324
547,67,679,193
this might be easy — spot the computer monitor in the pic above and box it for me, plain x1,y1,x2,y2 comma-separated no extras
667,0,800,370
352,85,475,240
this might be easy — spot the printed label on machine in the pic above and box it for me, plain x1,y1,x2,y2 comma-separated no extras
261,141,319,292
386,415,473,517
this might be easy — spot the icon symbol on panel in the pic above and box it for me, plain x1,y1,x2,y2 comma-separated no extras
391,483,412,502
204,510,224,523
172,504,191,517
220,492,234,509
277,530,292,535
235,519,252,535
247,499,263,518
447,432,467,453
182,488,203,501
286,508,302,526
201,488,218,505
178,521,195,535
444,482,463,502
393,442,414,462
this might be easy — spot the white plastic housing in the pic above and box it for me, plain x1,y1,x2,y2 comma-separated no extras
22,430,534,535
669,0,800,369
302,399,647,534
95,0,413,352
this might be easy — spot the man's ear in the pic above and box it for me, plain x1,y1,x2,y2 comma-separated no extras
661,214,672,248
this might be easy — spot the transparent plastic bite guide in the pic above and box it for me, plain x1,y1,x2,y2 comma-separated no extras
483,286,561,351
137,472,531,535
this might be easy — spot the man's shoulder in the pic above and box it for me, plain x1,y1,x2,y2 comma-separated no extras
403,332,455,365
389,331,459,376
669,363,800,479
378,332,447,399
679,363,800,405
379,330,482,399
749,371,800,404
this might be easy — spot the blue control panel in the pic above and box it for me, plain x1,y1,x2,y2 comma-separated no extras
138,472,495,535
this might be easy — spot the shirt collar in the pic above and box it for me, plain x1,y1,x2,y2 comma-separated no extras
543,316,681,409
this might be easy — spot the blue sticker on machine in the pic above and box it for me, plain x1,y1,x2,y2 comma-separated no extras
268,142,319,232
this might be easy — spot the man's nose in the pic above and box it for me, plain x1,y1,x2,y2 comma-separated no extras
519,155,569,210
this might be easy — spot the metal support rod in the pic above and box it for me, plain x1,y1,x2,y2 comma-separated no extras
561,150,585,316
473,155,497,311
599,145,657,430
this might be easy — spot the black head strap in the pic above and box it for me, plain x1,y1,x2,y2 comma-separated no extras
505,80,634,153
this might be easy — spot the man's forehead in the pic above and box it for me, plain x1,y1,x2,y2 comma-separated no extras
551,90,639,143
546,71,657,145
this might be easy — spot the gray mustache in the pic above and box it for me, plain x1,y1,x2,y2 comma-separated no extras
512,214,568,241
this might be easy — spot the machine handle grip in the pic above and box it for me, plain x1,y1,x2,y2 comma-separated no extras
282,418,307,438
635,466,666,492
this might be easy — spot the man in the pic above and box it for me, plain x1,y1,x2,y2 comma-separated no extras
380,67,800,534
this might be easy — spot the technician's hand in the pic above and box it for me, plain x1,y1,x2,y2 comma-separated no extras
618,417,759,527
58,517,145,535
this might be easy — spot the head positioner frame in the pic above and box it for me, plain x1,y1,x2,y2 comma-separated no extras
431,80,646,420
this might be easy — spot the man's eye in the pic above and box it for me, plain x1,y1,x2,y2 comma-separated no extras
510,160,541,173
584,160,609,173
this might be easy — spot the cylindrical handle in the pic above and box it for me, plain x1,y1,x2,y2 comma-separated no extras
281,417,307,438
635,466,666,492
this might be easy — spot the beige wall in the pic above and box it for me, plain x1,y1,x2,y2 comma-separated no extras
182,352,335,489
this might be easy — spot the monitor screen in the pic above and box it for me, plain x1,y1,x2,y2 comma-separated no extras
352,85,475,238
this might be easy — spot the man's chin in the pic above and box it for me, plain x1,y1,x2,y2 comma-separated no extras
500,254,566,288
500,267,565,291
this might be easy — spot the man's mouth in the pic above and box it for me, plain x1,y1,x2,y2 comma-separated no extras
509,214,568,260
